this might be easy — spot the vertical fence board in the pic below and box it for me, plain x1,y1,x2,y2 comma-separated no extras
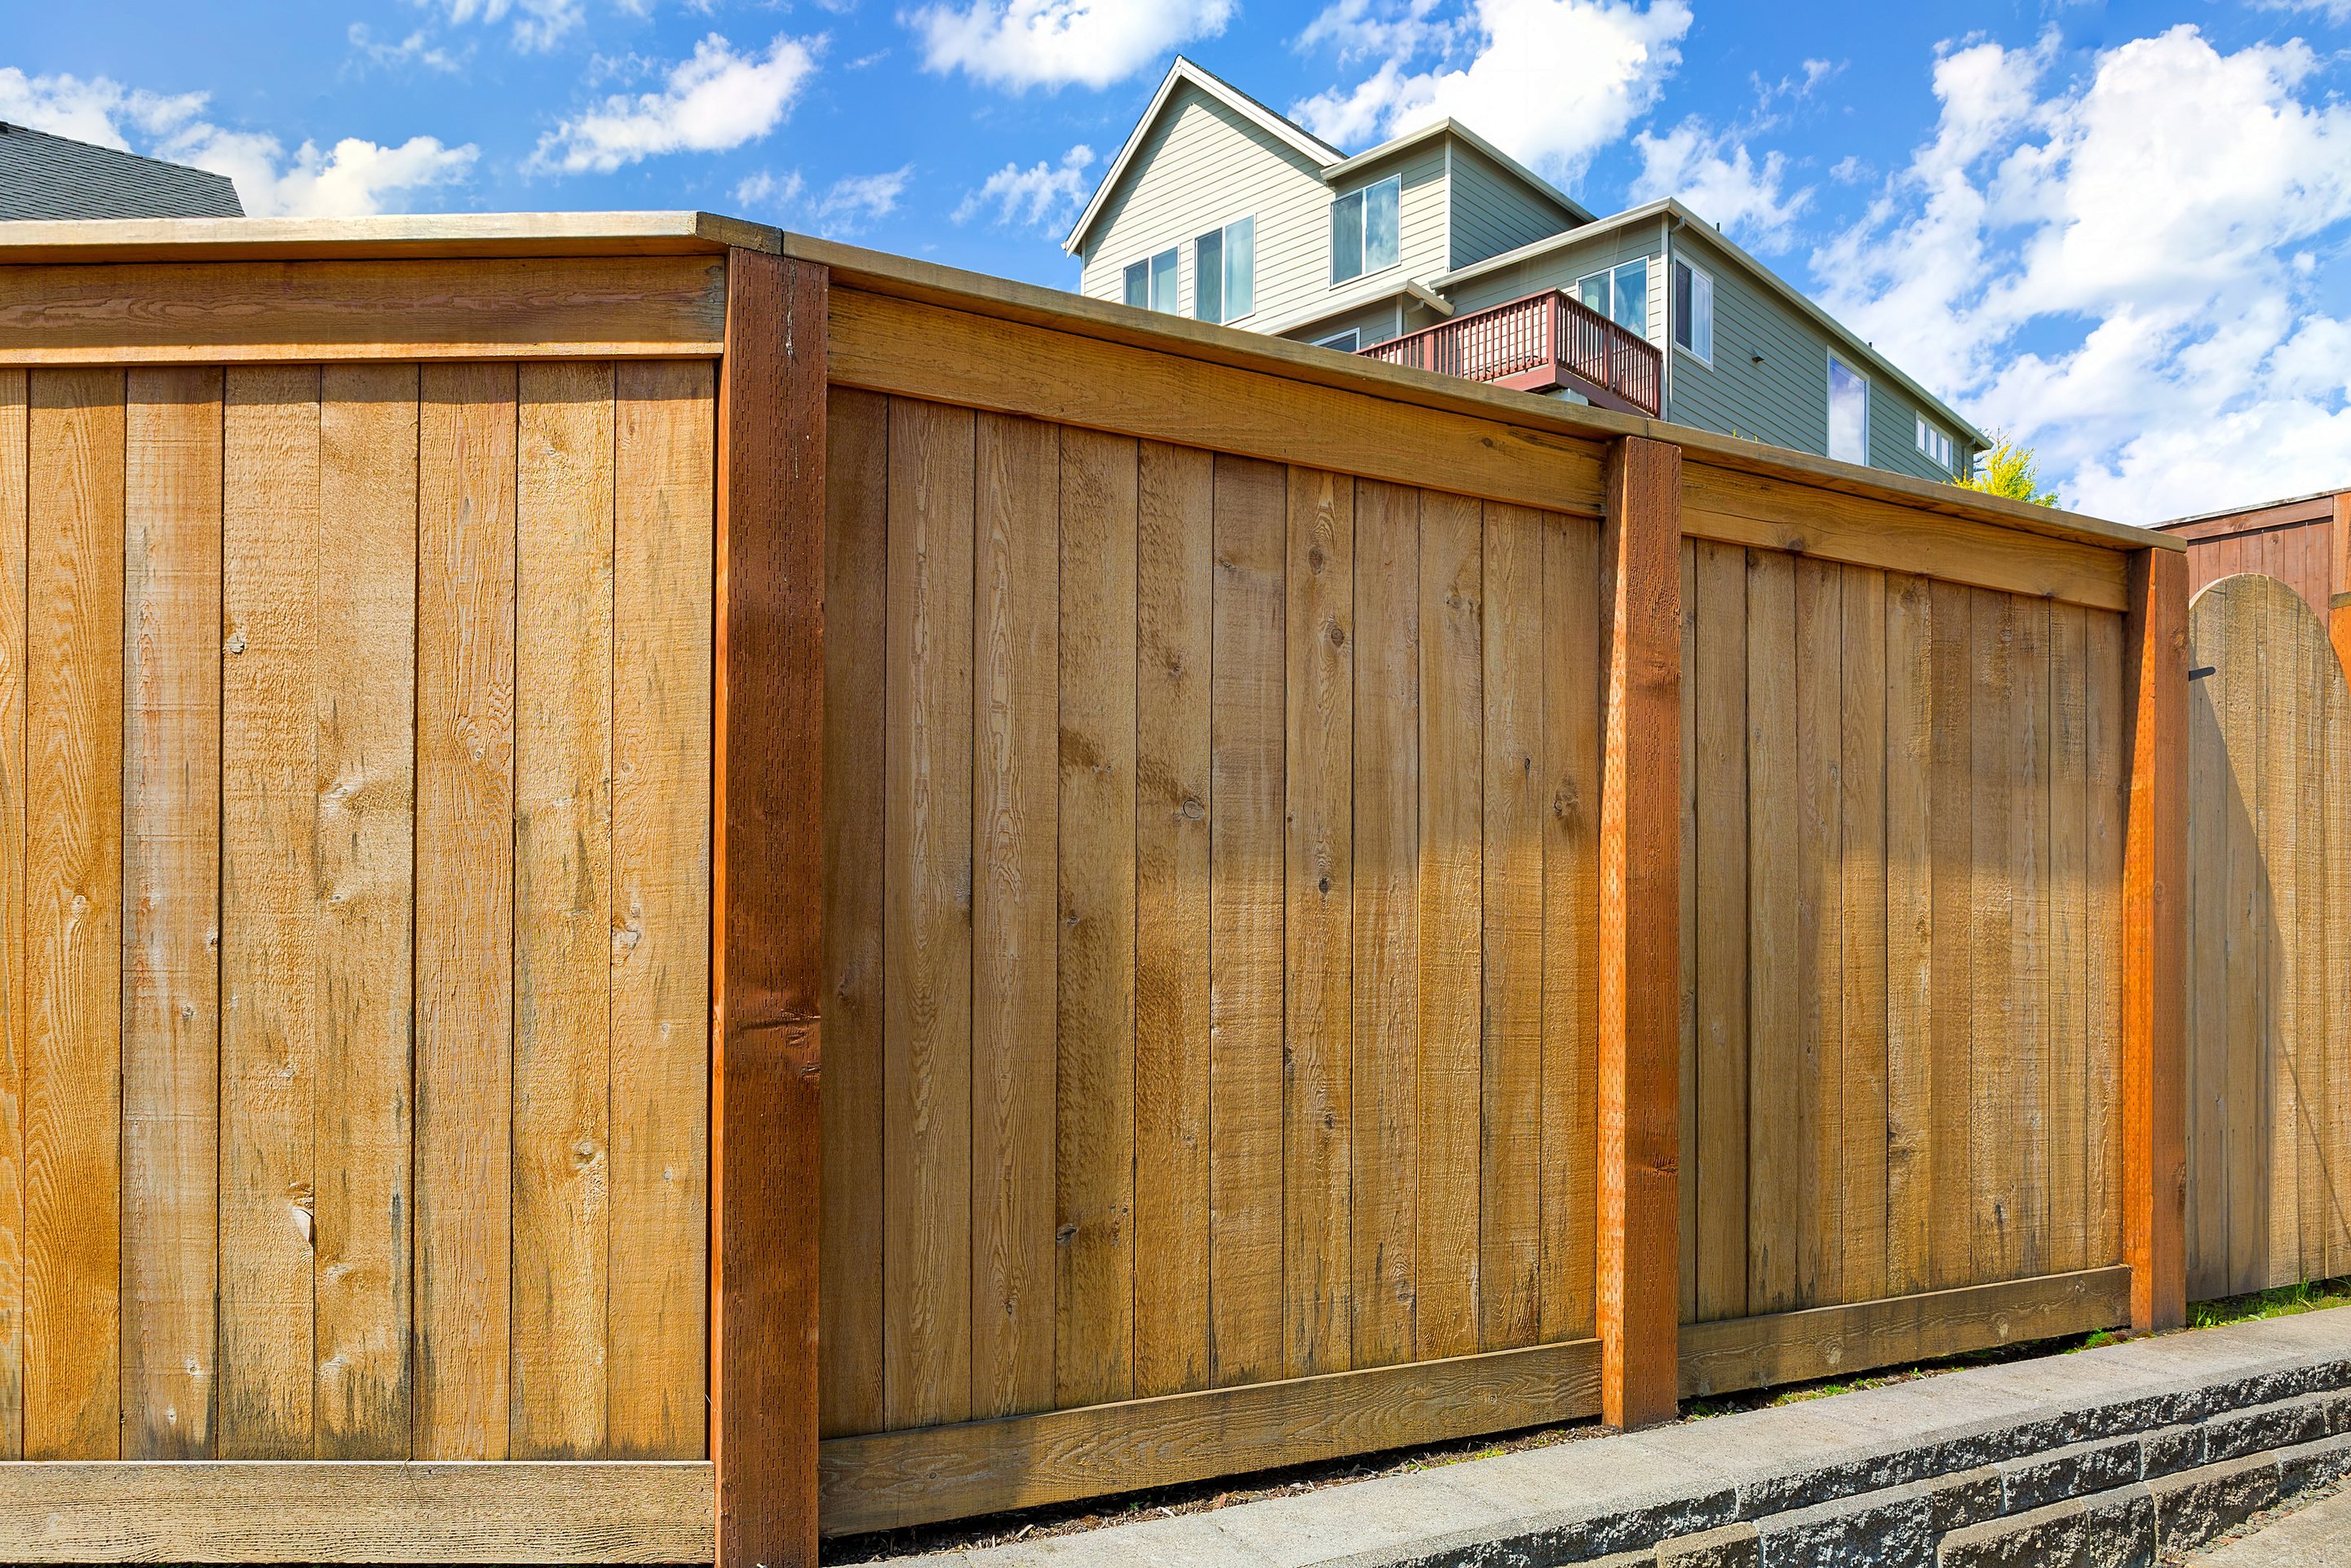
2324,640,2351,1279
0,369,21,1463
414,361,518,1459
312,364,418,1459
1208,453,1286,1389
882,396,976,1431
1884,575,1933,1298
1968,589,2020,1285
1693,540,1747,1322
1677,542,1698,1326
121,367,221,1459
610,361,715,1459
511,361,613,1459
2012,599,2048,1280
1284,467,1353,1377
2219,587,2260,1292
1839,565,1888,1305
2294,618,2327,1284
2086,607,2127,1274
2050,603,2092,1281
1744,549,1796,1316
22,370,124,1462
1415,490,1481,1360
1133,441,1214,1397
1351,480,1419,1370
1481,503,1543,1352
1543,513,1599,1344
1794,559,1843,1309
820,387,888,1439
1928,580,1974,1291
2261,591,2301,1288
218,365,317,1460
970,411,1057,1422
1056,427,1136,1409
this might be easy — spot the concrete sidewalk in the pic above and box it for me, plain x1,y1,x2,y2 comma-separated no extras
883,1307,2351,1566
2190,1480,2351,1565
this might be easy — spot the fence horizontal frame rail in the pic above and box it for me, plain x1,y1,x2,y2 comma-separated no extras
0,1460,713,1563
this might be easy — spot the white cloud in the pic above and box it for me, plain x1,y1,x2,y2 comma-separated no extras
1631,119,1809,250
1291,0,1690,179
348,24,467,73
529,33,818,174
910,0,1234,91
416,0,587,52
734,169,805,209
0,66,476,216
817,166,912,233
954,143,1095,228
1815,26,2351,523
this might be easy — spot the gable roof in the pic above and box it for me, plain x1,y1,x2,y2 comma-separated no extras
1323,118,1593,225
0,121,241,220
1064,57,1340,255
1433,197,1992,451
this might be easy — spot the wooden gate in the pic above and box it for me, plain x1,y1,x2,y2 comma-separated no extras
2185,571,2351,1297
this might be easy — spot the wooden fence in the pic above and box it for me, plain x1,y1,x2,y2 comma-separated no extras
2185,571,2351,1297
0,213,2194,1567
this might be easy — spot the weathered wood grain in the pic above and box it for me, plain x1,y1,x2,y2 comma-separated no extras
1056,426,1136,1410
512,361,613,1459
414,361,518,1459
313,363,418,1459
1133,441,1215,1397
971,410,1057,1422
0,368,23,1462
1285,467,1353,1378
121,366,222,1459
219,365,319,1459
22,368,125,1459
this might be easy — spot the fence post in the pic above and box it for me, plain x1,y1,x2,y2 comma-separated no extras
712,245,828,1567
1598,434,1682,1427
2123,545,2186,1335
2331,493,2350,680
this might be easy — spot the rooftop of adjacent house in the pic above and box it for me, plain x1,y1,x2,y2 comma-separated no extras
1062,55,1592,256
0,121,242,221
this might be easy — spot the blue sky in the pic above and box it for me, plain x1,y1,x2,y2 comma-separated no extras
9,0,2351,521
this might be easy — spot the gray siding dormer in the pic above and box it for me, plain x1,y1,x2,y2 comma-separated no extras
1447,142,1576,271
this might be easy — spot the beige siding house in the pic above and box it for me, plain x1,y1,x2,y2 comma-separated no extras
1066,58,1986,482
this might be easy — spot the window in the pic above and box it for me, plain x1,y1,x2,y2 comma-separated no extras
1123,246,1179,313
1195,216,1255,324
1915,414,1954,471
1330,175,1401,285
1828,357,1870,465
1672,259,1713,363
1575,258,1650,334
1313,328,1361,352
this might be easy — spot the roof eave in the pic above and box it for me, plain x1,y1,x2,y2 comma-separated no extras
1063,56,1342,257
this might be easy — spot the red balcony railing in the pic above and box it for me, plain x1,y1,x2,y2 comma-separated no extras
1359,288,1663,416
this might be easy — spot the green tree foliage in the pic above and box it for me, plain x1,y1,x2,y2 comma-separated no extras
1959,433,2060,507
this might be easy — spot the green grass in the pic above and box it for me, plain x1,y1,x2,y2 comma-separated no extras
2188,1275,2351,1330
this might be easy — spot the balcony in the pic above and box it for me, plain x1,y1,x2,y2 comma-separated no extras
1358,288,1663,417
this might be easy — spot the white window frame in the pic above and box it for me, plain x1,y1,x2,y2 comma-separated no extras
1313,328,1361,352
1671,258,1714,367
1123,246,1180,313
1826,356,1871,467
1329,174,1402,287
1914,414,1954,471
1193,215,1255,326
1574,257,1652,338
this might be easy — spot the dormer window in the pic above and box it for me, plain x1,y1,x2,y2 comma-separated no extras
1915,415,1954,471
1123,246,1178,313
1330,175,1401,286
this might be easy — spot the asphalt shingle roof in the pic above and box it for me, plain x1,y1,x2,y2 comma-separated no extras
0,120,242,220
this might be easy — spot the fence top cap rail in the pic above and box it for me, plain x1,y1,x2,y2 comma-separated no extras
784,229,2180,560
0,208,781,264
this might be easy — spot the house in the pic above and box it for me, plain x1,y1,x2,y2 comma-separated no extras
0,119,241,219
2156,487,2349,628
1065,58,1984,485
